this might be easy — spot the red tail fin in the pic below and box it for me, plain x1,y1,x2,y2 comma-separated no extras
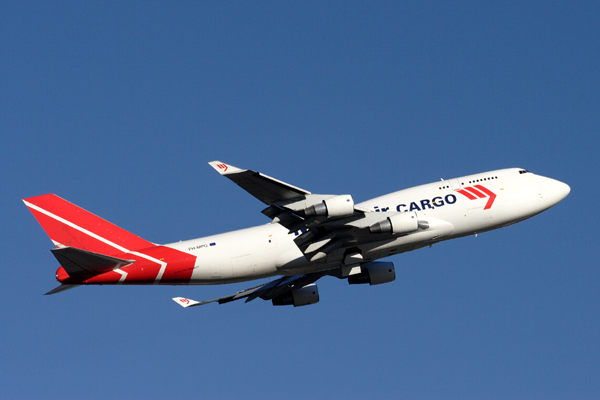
23,194,155,255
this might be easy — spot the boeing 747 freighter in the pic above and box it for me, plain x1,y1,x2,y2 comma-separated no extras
24,162,570,308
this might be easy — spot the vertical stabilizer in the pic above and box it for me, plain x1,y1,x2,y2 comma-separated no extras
23,194,155,256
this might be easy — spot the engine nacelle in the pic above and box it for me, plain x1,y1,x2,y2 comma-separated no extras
370,211,419,234
305,195,354,218
272,283,320,307
348,261,396,285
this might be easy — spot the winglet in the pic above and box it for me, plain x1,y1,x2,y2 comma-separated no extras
208,161,245,175
172,297,202,308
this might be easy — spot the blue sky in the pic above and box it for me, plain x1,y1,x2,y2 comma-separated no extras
1,1,598,399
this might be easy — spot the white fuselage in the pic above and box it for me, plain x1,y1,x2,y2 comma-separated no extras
165,168,570,285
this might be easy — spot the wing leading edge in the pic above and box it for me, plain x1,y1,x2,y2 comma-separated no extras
208,160,369,230
208,161,311,205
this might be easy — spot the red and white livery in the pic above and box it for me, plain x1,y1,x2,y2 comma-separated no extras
23,162,570,307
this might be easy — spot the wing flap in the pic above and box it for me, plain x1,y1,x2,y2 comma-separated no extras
261,205,306,230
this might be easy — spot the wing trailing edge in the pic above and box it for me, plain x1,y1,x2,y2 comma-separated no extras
172,271,329,308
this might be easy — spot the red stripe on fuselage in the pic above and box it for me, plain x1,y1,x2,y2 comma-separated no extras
456,186,497,210
457,189,478,200
473,185,497,210
464,187,487,199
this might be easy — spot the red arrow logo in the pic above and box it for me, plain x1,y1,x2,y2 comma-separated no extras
457,185,497,209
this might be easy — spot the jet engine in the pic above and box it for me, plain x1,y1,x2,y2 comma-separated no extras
348,261,396,285
272,283,320,307
370,211,420,234
305,195,355,218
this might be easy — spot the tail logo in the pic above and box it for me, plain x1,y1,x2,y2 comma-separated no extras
456,185,497,210
179,298,190,305
216,163,228,172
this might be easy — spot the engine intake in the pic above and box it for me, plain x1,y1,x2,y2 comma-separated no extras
272,284,320,307
305,195,355,218
348,261,396,285
370,212,420,234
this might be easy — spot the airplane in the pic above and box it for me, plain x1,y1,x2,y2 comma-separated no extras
23,162,570,308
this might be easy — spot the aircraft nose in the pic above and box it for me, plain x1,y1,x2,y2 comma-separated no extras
554,180,570,201
545,178,570,205
560,181,571,198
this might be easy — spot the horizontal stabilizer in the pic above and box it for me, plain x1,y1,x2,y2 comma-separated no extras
45,284,82,295
51,247,134,277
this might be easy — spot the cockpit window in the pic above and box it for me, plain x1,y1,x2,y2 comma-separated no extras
519,170,530,174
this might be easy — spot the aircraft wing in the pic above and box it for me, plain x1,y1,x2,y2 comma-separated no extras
172,271,328,308
208,161,311,205
209,160,368,219
208,161,389,264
